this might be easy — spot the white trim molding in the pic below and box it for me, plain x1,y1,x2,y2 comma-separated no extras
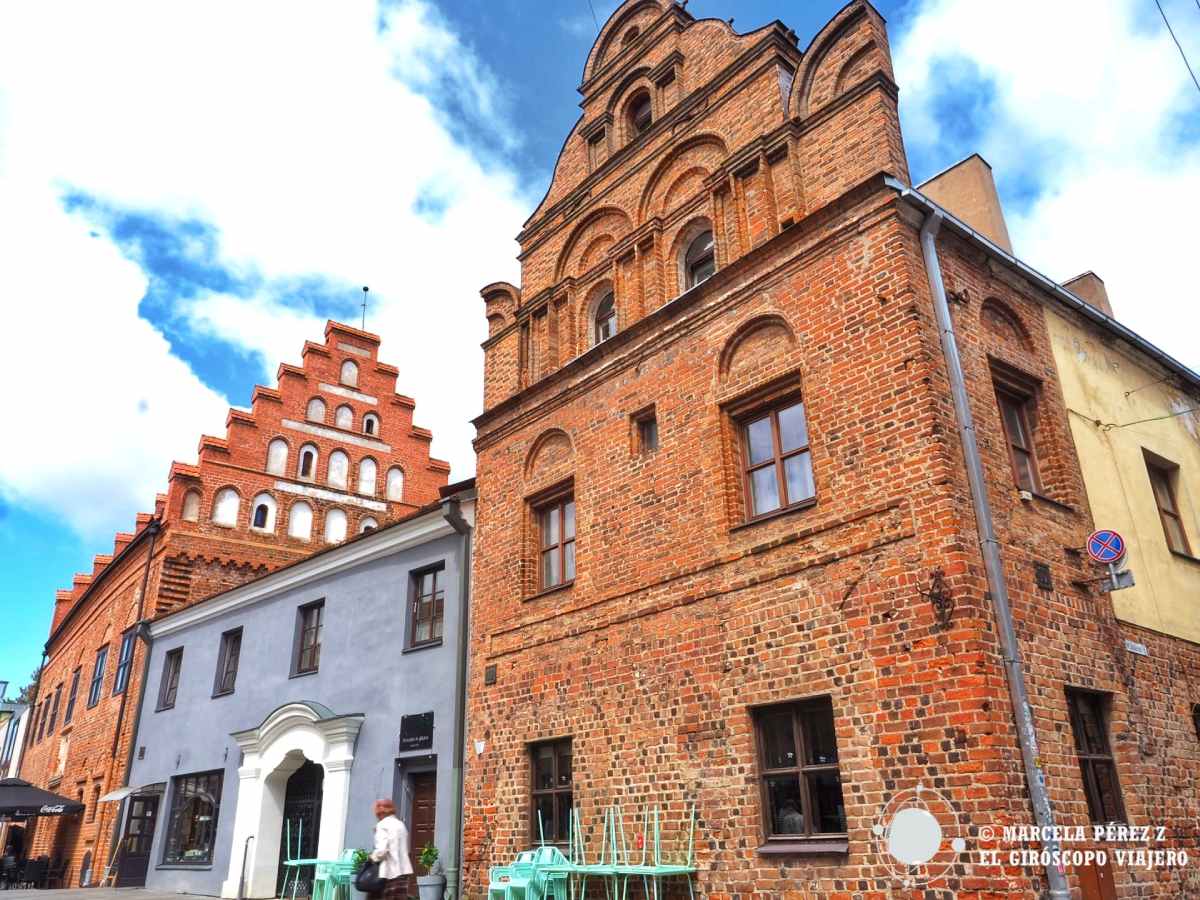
281,418,390,451
273,480,388,512
318,383,378,405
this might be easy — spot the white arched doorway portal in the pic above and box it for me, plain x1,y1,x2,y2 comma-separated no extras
221,702,364,899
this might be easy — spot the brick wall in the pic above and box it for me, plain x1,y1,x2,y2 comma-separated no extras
464,2,1200,897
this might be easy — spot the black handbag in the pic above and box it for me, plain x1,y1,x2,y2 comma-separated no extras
354,860,386,894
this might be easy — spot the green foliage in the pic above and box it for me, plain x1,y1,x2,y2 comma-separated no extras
418,843,439,873
351,848,370,872
16,666,42,704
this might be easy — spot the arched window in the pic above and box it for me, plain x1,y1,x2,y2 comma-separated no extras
306,397,326,422
324,508,347,543
340,360,358,387
250,493,277,531
266,438,289,475
335,405,353,430
386,467,405,502
683,228,715,290
627,90,652,138
298,444,318,481
181,490,201,522
594,292,616,345
362,413,380,436
212,488,239,527
358,458,377,496
622,26,639,46
288,501,313,541
327,450,349,490
359,517,379,533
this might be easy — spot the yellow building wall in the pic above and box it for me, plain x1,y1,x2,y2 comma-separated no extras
1046,309,1200,642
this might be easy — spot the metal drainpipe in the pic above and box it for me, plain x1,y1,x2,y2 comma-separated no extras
441,497,472,900
104,519,161,873
919,210,1070,899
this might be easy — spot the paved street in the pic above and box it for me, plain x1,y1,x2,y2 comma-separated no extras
0,892,214,900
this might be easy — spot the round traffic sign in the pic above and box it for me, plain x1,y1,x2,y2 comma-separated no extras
1087,529,1126,564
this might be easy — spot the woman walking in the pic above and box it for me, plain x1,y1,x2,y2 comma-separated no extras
369,798,413,900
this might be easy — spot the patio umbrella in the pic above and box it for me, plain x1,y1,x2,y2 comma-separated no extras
0,778,85,817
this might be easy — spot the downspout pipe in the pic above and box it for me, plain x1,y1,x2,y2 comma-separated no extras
441,496,472,900
105,518,161,874
918,210,1070,900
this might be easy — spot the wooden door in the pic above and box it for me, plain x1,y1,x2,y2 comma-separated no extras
408,773,436,875
115,796,158,887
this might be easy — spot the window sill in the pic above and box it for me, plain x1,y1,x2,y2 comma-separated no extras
730,498,817,533
211,689,235,700
289,668,319,680
756,838,848,857
154,705,175,713
1170,550,1200,566
524,581,575,603
156,864,214,871
402,639,444,655
1027,491,1075,513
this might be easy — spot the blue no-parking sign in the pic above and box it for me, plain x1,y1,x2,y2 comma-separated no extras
1087,529,1126,565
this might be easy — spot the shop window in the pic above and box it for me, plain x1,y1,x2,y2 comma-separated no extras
753,698,847,844
162,771,223,865
530,738,572,844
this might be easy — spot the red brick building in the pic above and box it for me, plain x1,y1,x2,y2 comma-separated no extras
18,321,448,886
464,2,1200,897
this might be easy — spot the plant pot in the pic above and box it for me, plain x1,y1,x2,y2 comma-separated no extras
416,873,444,900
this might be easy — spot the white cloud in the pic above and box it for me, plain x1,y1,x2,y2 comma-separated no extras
0,0,532,539
894,0,1200,370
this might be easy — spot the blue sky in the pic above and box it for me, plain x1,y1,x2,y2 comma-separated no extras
1,0,1198,693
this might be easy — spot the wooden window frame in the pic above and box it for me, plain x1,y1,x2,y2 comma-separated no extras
735,391,816,523
157,648,183,711
752,697,847,850
87,646,108,709
46,683,62,735
631,406,658,456
408,564,446,649
1066,688,1126,824
113,630,136,696
63,667,81,725
213,628,242,697
529,737,573,845
533,485,576,593
990,362,1045,495
1146,457,1192,556
292,600,324,676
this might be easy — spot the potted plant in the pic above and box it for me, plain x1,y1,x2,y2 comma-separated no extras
415,844,444,900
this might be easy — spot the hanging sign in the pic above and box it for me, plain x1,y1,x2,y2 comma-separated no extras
399,712,434,753
1086,529,1126,565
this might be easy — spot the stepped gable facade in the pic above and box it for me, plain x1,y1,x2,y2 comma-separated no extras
18,320,449,887
466,1,1200,897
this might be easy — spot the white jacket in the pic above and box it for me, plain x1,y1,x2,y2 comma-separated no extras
370,814,414,878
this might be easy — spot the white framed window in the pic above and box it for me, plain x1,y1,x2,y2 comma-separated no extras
340,360,359,387
250,493,277,531
358,457,377,496
212,488,240,527
593,291,616,345
298,444,319,481
181,490,201,522
362,413,380,436
266,438,289,475
335,405,353,430
324,508,347,543
288,501,313,540
306,397,326,422
683,227,715,290
327,449,349,490
386,467,405,502
359,516,379,533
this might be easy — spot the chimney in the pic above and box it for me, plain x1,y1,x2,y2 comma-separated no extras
1063,271,1113,318
918,154,1013,254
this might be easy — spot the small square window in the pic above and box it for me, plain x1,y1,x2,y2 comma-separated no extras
632,407,658,455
